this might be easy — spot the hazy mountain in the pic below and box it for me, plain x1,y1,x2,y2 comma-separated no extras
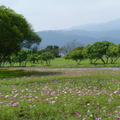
71,19,120,31
37,30,97,47
37,19,120,48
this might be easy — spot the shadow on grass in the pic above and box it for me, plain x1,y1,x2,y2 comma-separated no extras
0,69,62,79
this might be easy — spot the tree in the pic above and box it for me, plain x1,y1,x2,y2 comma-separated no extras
82,44,97,64
5,55,17,66
65,47,84,65
45,45,60,57
83,41,115,64
27,54,38,65
15,50,28,66
0,5,41,66
106,44,120,64
39,52,55,65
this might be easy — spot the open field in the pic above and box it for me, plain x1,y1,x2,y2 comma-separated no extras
0,68,120,120
2,57,120,68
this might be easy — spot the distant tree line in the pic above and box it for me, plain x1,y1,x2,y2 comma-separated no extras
65,41,120,65
0,45,60,66
1,41,120,67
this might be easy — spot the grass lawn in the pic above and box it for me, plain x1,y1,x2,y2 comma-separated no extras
0,68,120,120
1,57,120,68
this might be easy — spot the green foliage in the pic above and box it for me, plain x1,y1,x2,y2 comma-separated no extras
83,41,118,64
4,55,16,67
39,52,55,65
65,41,120,65
106,45,118,64
82,44,96,64
117,44,120,56
0,5,41,66
15,50,28,66
1,40,120,67
65,47,84,65
27,54,38,65
45,45,60,57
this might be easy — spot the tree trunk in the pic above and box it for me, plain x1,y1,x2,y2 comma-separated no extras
105,56,109,64
100,58,106,64
93,59,98,64
110,57,119,64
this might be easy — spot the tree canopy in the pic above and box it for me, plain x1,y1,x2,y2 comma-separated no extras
45,45,60,57
65,41,120,65
65,47,84,65
83,41,116,64
39,52,55,65
0,5,41,65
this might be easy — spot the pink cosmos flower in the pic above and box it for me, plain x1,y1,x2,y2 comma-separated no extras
115,116,120,120
75,112,81,117
108,113,112,116
12,102,20,106
96,118,101,120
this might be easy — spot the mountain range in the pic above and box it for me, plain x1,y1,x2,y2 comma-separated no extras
37,19,120,48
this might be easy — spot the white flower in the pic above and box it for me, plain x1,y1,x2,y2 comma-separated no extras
51,101,55,104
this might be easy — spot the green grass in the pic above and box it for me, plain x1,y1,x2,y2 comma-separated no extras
42,57,120,67
0,69,61,79
1,57,120,68
0,68,120,120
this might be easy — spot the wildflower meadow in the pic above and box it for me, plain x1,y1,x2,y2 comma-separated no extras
0,68,120,120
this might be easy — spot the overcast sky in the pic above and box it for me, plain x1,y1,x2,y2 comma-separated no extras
1,0,120,31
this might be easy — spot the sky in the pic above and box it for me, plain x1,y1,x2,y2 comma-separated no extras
1,0,120,31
